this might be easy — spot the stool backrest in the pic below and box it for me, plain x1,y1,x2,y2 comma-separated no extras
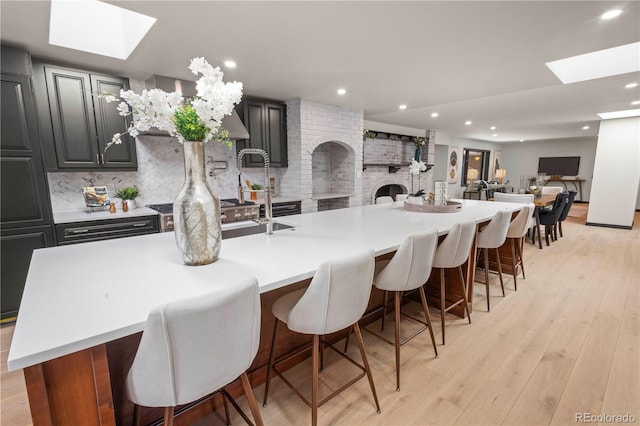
376,196,394,204
433,221,477,268
396,194,409,202
494,193,534,204
288,250,375,335
477,210,512,249
541,186,563,196
375,229,439,292
126,277,260,407
507,203,535,238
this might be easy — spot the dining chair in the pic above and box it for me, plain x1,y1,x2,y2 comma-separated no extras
263,250,380,426
537,192,569,245
126,278,263,426
555,190,577,238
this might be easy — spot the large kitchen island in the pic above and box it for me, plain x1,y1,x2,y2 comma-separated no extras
8,200,522,425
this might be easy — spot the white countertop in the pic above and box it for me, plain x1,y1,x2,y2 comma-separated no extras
53,207,159,224
8,199,521,371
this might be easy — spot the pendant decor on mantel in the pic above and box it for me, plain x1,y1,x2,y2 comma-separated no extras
173,141,221,266
414,148,422,162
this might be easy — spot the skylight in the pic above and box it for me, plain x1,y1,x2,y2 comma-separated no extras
545,42,640,84
597,109,640,120
49,0,156,60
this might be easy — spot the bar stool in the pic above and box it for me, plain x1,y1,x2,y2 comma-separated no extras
396,194,409,202
476,210,512,311
126,277,263,426
505,204,535,290
376,196,394,204
369,230,440,391
432,221,476,345
263,250,380,426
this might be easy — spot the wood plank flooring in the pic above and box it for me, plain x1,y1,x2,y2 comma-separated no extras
2,209,638,425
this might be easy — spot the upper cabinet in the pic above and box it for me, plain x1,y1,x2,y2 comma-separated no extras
236,97,288,168
33,61,137,171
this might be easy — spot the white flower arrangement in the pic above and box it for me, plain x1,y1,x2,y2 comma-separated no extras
409,159,427,175
103,57,243,150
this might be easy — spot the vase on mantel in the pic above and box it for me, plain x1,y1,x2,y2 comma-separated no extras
414,148,422,161
173,140,221,266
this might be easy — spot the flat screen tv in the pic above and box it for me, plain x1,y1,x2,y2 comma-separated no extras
537,156,580,176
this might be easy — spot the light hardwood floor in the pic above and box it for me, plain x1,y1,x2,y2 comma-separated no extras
2,209,639,425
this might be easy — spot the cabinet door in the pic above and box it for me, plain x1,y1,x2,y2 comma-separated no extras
91,74,137,169
264,102,287,167
240,99,267,167
1,226,54,319
44,66,100,168
1,73,52,229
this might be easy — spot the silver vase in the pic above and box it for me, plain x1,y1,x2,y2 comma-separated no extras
173,141,221,265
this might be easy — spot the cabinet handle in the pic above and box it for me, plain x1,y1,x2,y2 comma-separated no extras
71,229,89,234
132,222,147,227
100,154,104,164
96,153,100,165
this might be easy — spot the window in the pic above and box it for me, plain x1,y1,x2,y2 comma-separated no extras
461,149,491,186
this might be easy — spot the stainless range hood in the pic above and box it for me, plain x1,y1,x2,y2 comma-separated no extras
142,75,249,140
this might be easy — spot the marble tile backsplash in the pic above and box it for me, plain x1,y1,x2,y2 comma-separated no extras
47,136,282,213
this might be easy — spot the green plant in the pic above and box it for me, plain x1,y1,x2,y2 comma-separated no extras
113,186,140,200
408,189,426,197
363,129,377,141
251,183,263,190
413,136,426,148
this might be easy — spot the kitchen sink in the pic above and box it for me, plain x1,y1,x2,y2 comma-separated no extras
221,222,295,239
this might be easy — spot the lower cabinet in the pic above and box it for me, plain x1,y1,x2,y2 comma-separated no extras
260,201,301,218
1,226,55,320
55,216,159,245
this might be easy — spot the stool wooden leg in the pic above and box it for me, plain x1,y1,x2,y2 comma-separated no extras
516,237,526,279
484,248,491,312
222,389,231,425
510,238,518,291
263,319,280,407
418,286,439,358
353,323,381,414
320,336,325,371
440,268,446,345
394,291,401,391
312,335,320,426
133,404,141,426
343,329,351,354
240,372,264,426
495,248,505,297
457,266,472,324
164,407,174,426
381,290,388,332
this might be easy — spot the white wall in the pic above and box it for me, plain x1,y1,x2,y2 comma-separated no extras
587,117,640,228
500,137,597,200
434,132,500,198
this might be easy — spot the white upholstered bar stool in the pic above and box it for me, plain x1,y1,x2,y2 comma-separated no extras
369,230,439,391
432,221,476,345
376,196,394,204
505,204,535,291
126,277,263,426
263,250,380,426
493,193,534,204
396,194,409,202
541,186,563,196
476,210,512,311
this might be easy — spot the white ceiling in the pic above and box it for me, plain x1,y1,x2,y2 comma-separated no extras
1,1,639,143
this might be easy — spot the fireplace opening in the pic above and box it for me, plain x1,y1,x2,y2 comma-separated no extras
375,184,406,201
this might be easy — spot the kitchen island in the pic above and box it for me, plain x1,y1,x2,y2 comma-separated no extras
8,199,522,425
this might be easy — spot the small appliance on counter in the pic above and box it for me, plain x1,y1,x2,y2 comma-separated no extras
148,199,260,232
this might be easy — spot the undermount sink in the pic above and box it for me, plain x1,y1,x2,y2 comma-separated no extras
221,222,294,239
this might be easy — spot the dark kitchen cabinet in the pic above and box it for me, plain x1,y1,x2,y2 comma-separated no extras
236,97,287,168
260,200,301,218
55,216,159,245
33,61,137,171
1,45,55,320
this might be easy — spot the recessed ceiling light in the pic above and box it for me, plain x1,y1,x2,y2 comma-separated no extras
49,0,156,60
490,126,496,130
224,60,237,68
598,109,640,119
625,82,639,89
337,88,346,95
631,100,640,106
493,133,498,137
465,121,472,125
601,9,622,20
399,104,407,110
546,42,640,84
431,112,439,118
582,126,590,130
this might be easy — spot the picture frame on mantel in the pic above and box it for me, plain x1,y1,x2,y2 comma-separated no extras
448,147,459,184
492,150,502,180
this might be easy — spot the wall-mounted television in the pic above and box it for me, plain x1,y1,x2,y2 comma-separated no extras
537,156,580,176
